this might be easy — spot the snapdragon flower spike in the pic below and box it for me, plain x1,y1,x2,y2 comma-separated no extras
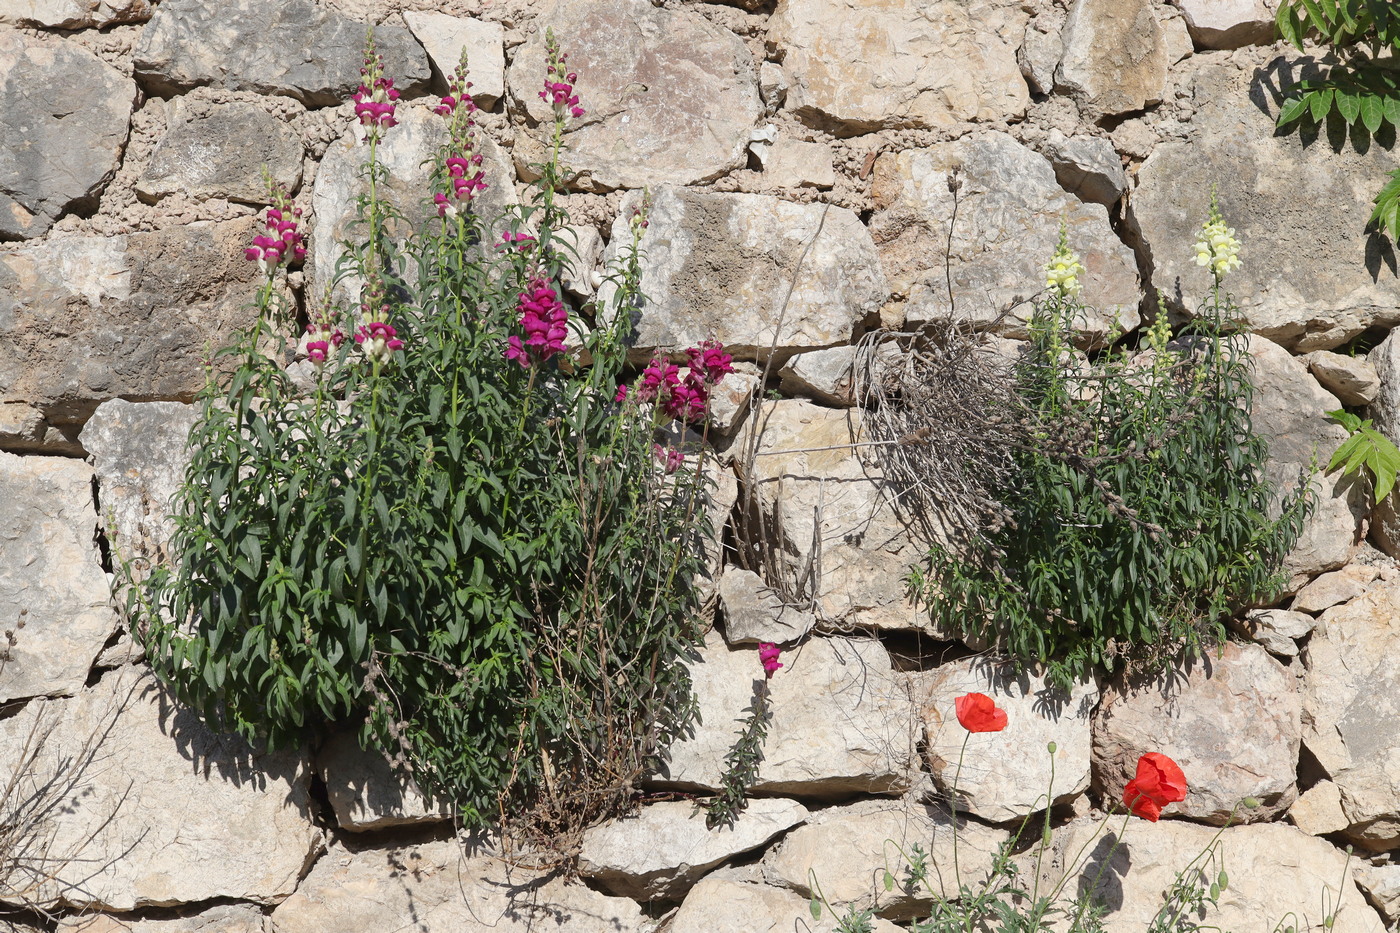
244,190,305,274
354,320,404,363
685,340,735,386
304,323,344,368
505,278,568,368
540,29,585,121
498,231,536,252
434,53,488,218
353,37,399,138
636,357,680,403
653,443,684,475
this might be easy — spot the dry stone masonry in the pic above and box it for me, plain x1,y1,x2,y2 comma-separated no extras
3,0,1400,929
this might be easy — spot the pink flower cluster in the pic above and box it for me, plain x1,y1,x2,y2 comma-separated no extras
244,193,305,273
758,642,782,678
433,56,488,218
652,443,684,475
540,29,585,121
354,320,403,363
505,279,568,368
435,154,487,218
498,231,536,253
353,43,399,134
305,325,344,368
633,341,734,424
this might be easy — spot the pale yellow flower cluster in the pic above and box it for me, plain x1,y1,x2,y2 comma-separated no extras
1045,246,1086,298
1194,218,1242,278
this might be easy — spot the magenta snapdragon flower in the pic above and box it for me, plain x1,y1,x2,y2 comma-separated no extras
305,323,344,368
498,231,537,252
758,642,783,678
353,38,399,139
505,278,568,368
434,55,488,218
354,320,404,363
652,443,684,475
631,341,733,424
244,189,305,274
540,29,585,121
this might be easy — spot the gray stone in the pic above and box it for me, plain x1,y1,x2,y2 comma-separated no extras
317,731,451,832
136,98,303,205
133,0,429,106
579,798,809,901
1248,335,1364,580
1043,130,1128,207
0,452,114,704
1019,14,1064,96
558,224,603,300
871,132,1141,344
758,62,788,112
718,568,815,645
915,659,1099,823
753,137,836,190
1056,0,1168,117
1291,780,1350,836
1307,350,1381,406
777,344,900,408
271,839,647,933
0,30,134,240
0,402,83,456
81,400,197,575
1035,817,1385,933
507,0,760,191
1302,580,1400,850
1131,60,1400,352
1094,642,1300,824
770,0,1029,135
0,218,268,429
669,878,905,933
1356,861,1400,928
599,188,885,361
0,668,322,911
402,12,504,106
760,794,1008,921
1234,607,1316,657
308,104,516,306
706,368,760,436
1293,565,1379,614
1159,5,1197,64
653,632,917,797
58,905,267,933
1173,0,1278,49
0,0,152,28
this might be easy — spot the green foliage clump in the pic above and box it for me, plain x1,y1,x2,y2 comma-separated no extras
1275,0,1400,238
1326,407,1400,503
913,220,1312,688
132,40,715,839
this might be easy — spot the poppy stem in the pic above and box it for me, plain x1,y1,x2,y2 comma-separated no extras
949,731,969,932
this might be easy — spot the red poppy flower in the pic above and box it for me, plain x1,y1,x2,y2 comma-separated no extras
1123,752,1188,822
954,692,1008,733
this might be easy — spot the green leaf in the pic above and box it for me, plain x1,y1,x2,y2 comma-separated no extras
1310,87,1336,122
1360,93,1385,133
1277,94,1312,125
1337,88,1362,124
810,898,822,922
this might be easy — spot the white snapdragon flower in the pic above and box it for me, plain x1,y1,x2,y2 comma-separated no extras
1194,200,1243,279
1045,231,1086,298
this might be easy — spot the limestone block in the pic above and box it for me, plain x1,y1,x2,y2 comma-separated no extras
1292,565,1378,614
133,0,428,105
1307,350,1381,406
669,878,904,933
1130,60,1400,352
1093,642,1300,824
0,402,83,456
1233,607,1315,657
507,0,760,190
718,568,815,645
137,98,303,205
770,0,1029,135
579,798,809,901
0,452,113,704
753,137,836,190
870,132,1140,345
915,659,1099,822
402,12,504,106
317,732,452,832
0,30,134,240
1291,780,1350,837
598,188,885,362
1056,0,1168,117
59,905,267,933
652,632,917,797
1173,0,1278,49
0,0,152,28
1042,130,1128,207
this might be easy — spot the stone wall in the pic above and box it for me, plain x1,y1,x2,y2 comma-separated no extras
3,0,1400,930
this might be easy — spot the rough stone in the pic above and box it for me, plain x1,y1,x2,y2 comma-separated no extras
1094,642,1300,824
1019,14,1063,96
1365,332,1400,557
0,401,83,456
80,400,197,575
758,62,788,112
1291,780,1350,837
1056,0,1168,117
402,12,504,106
1042,130,1128,207
136,98,303,205
1131,60,1400,352
669,877,904,933
914,659,1099,823
309,104,516,305
653,632,917,797
0,452,113,704
1356,862,1400,928
1248,335,1364,579
770,0,1030,135
133,0,429,106
870,131,1140,344
598,188,885,362
59,905,267,933
1307,350,1381,406
0,30,134,240
707,368,760,436
718,568,816,646
0,668,322,911
271,839,647,933
0,0,151,28
753,137,836,190
579,798,809,901
776,344,899,408
558,224,603,300
507,0,760,191
0,218,268,429
1292,565,1379,614
1159,5,1196,64
1172,0,1278,49
1301,580,1400,850
760,794,1008,920
1233,607,1316,657
317,731,452,832
1035,817,1385,933
732,401,930,632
